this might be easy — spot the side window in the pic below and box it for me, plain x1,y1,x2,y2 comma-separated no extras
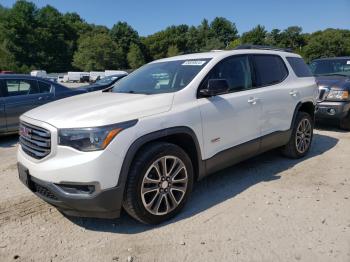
286,57,313,77
201,55,252,92
5,79,39,96
38,81,52,93
253,55,288,87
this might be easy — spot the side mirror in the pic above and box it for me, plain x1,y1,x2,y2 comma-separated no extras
200,79,229,97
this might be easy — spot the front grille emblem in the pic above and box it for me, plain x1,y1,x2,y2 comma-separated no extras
19,126,31,139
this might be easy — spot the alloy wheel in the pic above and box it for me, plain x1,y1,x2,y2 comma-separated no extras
141,156,188,216
295,118,312,154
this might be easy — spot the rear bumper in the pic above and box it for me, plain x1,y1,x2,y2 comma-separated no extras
315,101,350,122
18,163,123,219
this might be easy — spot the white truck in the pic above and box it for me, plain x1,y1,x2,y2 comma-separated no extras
105,70,128,77
62,72,89,83
90,71,105,82
30,70,47,78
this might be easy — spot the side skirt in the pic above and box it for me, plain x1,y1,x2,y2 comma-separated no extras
201,129,292,178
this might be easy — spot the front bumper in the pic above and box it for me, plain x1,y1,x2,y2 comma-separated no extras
315,101,350,122
18,163,123,218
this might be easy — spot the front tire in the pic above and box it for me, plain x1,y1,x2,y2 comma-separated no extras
340,111,350,130
282,112,313,159
123,142,194,224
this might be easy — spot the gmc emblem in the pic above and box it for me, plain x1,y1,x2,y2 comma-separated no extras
19,126,31,139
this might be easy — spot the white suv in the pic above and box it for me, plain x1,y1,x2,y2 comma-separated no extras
17,47,318,224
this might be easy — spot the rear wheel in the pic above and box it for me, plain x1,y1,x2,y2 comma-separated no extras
282,112,313,159
123,142,194,224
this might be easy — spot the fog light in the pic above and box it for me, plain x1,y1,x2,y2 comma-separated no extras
327,108,336,115
56,184,95,195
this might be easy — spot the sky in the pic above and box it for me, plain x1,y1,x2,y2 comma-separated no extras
1,0,350,36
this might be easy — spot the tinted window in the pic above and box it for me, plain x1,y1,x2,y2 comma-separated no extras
5,79,39,97
201,55,252,92
38,81,51,93
287,57,313,77
253,55,288,87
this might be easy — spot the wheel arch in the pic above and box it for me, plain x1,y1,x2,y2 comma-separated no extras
290,101,315,129
117,127,205,192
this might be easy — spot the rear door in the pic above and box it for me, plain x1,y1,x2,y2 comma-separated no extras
251,54,295,136
3,78,47,132
0,80,6,133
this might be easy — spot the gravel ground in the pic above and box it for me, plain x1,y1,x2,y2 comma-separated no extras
0,127,349,262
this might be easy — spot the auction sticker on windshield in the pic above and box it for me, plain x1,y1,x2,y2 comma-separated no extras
347,61,350,65
182,60,207,66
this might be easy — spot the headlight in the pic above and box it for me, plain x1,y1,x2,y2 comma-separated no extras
326,90,349,101
58,120,137,152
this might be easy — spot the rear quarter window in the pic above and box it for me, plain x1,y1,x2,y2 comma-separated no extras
286,57,313,77
253,55,288,87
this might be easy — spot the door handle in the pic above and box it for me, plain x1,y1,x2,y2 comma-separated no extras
38,96,49,100
248,97,259,105
289,90,299,97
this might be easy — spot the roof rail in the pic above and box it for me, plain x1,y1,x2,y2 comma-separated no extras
234,44,294,53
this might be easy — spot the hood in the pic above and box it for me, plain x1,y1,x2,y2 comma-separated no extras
316,75,350,90
76,83,105,91
23,92,174,128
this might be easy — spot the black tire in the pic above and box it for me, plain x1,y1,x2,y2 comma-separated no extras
282,112,314,159
340,112,350,131
123,142,194,224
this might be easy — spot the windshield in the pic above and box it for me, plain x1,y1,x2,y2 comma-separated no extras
310,59,350,76
111,59,211,94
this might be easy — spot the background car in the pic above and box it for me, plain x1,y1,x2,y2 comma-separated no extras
310,57,350,130
81,73,128,92
0,74,87,135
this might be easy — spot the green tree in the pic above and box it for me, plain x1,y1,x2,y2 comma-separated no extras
110,21,140,67
143,25,190,59
303,29,350,61
241,25,267,45
127,43,145,69
2,0,39,70
35,5,76,72
279,26,306,51
210,17,238,47
63,12,90,37
0,42,17,71
227,38,242,49
73,34,123,71
266,29,282,47
201,38,226,51
167,45,179,57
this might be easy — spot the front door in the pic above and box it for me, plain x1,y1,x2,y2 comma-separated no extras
198,55,262,161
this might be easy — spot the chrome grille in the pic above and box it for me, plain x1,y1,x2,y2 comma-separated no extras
19,121,51,159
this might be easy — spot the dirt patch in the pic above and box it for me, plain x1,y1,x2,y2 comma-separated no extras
0,129,349,262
